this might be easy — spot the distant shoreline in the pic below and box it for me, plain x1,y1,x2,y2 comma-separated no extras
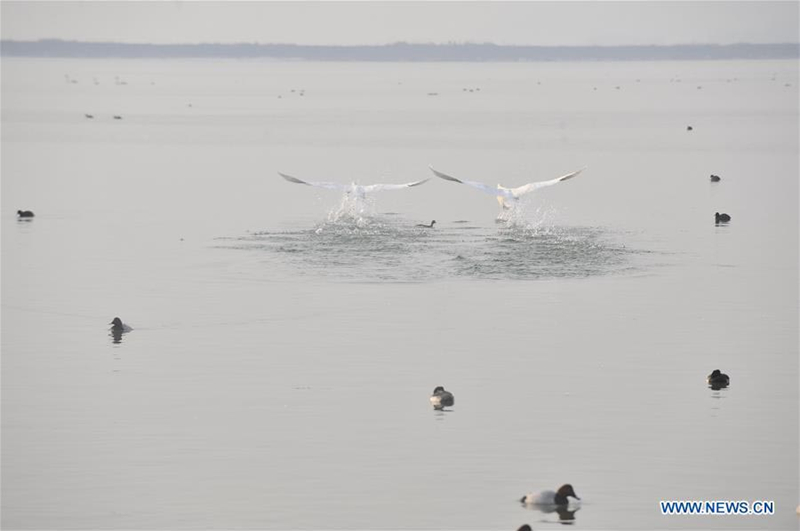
2,40,798,61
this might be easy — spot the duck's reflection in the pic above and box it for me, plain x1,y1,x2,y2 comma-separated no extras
110,327,123,344
522,504,580,525
433,408,454,421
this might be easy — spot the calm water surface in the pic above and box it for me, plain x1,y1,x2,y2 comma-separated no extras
2,58,798,530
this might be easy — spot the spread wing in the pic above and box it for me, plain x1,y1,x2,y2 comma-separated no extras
509,167,586,197
429,166,514,199
360,179,430,193
279,172,349,191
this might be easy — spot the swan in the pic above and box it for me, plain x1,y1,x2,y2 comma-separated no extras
429,165,586,213
520,484,580,506
279,172,429,199
416,220,436,228
430,386,454,409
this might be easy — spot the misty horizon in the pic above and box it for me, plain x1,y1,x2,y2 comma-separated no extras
2,39,798,62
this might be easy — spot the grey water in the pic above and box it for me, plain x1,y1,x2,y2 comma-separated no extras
1,58,798,530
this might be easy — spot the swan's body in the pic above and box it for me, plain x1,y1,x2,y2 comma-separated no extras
521,484,580,506
279,172,428,199
429,165,586,212
430,386,454,409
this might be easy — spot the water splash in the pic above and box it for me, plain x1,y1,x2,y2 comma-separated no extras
325,192,376,227
221,214,645,282
496,198,558,234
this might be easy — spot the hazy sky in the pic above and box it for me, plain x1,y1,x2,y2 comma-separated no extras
1,1,798,46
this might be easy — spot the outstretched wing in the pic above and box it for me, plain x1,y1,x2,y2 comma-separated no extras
429,166,514,198
360,179,430,193
509,167,586,197
279,172,349,191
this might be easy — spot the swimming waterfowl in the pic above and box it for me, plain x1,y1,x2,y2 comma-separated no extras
517,526,532,531
110,317,133,333
520,484,580,506
279,172,429,200
430,386,454,409
715,212,731,223
17,210,35,218
416,220,436,228
707,369,730,387
429,165,586,216
687,126,693,131
710,174,721,182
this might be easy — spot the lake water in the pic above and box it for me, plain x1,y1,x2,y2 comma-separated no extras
1,57,798,530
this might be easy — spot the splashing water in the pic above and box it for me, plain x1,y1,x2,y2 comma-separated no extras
220,208,648,282
496,198,559,234
324,192,377,228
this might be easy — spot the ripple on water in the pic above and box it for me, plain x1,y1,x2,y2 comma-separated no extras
220,214,645,282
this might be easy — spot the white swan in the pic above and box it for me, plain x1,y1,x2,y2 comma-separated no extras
279,172,429,199
429,165,586,212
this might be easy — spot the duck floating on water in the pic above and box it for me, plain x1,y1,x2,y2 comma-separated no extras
17,210,35,218
109,317,133,344
707,369,730,388
110,317,133,333
430,386,454,409
520,484,580,506
715,212,731,223
710,174,721,182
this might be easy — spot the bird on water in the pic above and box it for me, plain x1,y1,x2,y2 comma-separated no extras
430,386,454,409
520,484,580,506
707,369,730,388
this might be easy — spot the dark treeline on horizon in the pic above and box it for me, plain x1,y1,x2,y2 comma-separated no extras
1,39,798,61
